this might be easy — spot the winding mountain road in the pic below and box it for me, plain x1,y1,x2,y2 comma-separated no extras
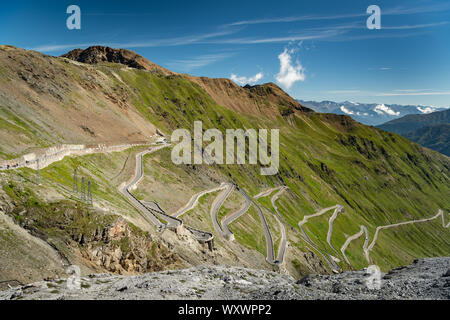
142,201,183,229
221,188,252,241
172,184,228,218
5,138,448,270
252,195,277,265
254,187,283,200
271,187,289,264
340,226,369,266
340,209,449,266
326,205,345,262
118,147,167,229
297,205,343,272
0,143,149,171
365,209,449,263
210,183,235,238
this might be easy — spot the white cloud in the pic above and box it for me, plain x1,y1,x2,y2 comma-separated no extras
227,3,450,27
275,49,305,89
373,104,400,116
417,106,436,114
376,90,450,96
230,72,264,85
382,21,449,30
340,106,354,115
167,53,233,71
30,29,239,52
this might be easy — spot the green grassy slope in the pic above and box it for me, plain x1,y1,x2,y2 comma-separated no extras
111,67,450,271
0,49,448,274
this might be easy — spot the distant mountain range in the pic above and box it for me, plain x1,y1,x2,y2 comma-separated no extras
377,109,450,156
297,100,448,126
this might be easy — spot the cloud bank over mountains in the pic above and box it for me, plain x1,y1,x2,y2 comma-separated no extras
299,99,448,126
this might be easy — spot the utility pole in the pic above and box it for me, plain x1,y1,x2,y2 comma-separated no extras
73,169,78,194
36,159,41,185
81,177,85,202
87,181,93,206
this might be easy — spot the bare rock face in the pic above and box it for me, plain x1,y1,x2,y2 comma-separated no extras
0,184,181,279
61,46,173,75
78,219,180,275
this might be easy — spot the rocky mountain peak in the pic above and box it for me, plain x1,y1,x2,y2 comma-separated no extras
61,46,173,75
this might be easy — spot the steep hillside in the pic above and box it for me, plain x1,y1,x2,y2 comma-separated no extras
0,46,449,284
403,124,450,156
377,109,450,156
377,109,449,135
189,76,312,117
0,45,157,160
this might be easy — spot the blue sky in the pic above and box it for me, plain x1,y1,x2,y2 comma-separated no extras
1,0,450,108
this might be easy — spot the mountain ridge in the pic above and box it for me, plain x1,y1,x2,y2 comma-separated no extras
61,46,313,118
377,109,450,156
61,46,174,75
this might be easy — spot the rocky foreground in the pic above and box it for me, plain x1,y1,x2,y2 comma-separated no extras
1,257,449,300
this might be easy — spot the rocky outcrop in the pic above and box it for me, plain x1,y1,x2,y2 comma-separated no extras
61,46,173,75
79,219,180,274
0,184,181,278
1,257,449,300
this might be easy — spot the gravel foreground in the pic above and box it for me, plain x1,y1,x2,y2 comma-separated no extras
1,257,449,300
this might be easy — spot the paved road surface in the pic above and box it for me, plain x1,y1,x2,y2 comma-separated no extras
271,187,289,264
326,205,345,262
0,143,148,171
118,147,167,228
340,209,449,266
340,226,369,266
142,201,183,229
172,184,228,218
241,190,277,265
365,209,449,263
221,188,252,241
254,187,283,200
210,183,235,238
297,205,343,272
